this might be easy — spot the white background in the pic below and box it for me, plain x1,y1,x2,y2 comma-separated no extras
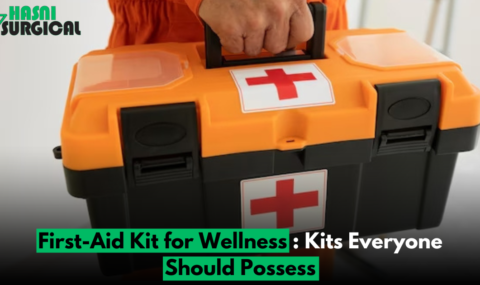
0,0,479,279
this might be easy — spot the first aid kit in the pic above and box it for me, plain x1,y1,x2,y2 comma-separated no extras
54,3,480,276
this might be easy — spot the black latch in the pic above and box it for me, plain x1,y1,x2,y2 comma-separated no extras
374,79,441,156
133,154,193,186
120,102,201,190
378,127,433,155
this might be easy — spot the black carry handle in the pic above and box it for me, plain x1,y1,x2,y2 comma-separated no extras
204,2,327,69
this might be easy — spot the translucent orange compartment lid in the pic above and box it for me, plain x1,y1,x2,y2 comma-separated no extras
335,32,453,68
72,51,185,98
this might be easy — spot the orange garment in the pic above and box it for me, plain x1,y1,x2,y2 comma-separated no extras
108,0,348,48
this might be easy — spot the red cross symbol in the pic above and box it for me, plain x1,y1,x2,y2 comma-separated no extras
245,68,317,100
250,179,319,228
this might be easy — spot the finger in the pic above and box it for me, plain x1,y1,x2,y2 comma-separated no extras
244,29,266,56
208,21,245,54
219,34,244,54
263,20,290,55
287,4,314,50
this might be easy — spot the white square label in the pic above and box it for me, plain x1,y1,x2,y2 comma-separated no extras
230,63,335,113
241,170,327,233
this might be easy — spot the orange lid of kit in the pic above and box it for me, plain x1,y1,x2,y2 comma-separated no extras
60,29,480,171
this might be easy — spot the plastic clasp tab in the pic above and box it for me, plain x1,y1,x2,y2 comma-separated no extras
133,154,194,186
378,127,433,155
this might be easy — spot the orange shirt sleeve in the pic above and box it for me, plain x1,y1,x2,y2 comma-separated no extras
107,0,348,48
183,0,203,18
308,0,348,30
183,0,348,30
